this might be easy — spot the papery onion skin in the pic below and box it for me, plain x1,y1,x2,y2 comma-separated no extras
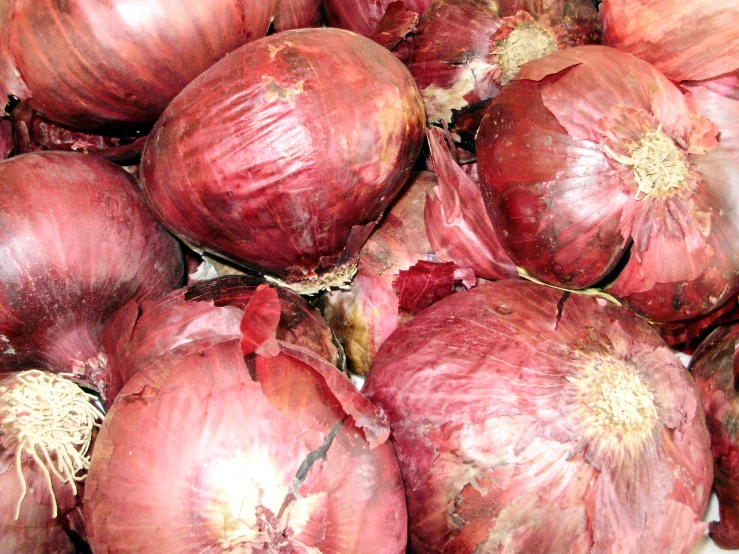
324,0,433,37
476,45,739,323
3,0,276,133
690,324,739,548
141,28,426,291
0,152,184,375
364,279,713,553
97,276,342,407
601,0,739,82
273,0,323,32
84,337,407,553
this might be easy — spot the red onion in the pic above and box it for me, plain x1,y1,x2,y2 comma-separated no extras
141,28,426,294
0,370,104,553
97,277,342,407
476,45,739,323
0,116,11,160
601,0,739,82
0,151,184,378
323,0,433,37
1,0,276,133
364,279,713,553
84,287,407,553
690,323,739,548
407,0,601,151
368,1,421,62
273,0,323,32
425,127,518,280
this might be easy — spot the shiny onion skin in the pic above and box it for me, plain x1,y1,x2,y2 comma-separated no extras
97,276,342,407
84,288,407,553
476,45,739,323
364,279,713,553
273,0,323,32
601,0,739,82
1,0,276,133
141,28,426,294
0,152,184,377
324,0,433,37
690,323,739,549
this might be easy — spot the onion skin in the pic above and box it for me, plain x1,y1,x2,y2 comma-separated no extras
141,28,426,290
273,0,323,32
364,279,713,553
0,116,11,160
97,277,342,407
324,0,433,37
84,294,407,553
601,0,739,82
3,0,276,133
476,45,739,322
690,324,739,549
0,152,184,375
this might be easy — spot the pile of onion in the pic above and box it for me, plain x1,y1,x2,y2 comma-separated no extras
0,370,104,553
0,152,184,378
141,27,426,294
364,279,713,553
690,323,739,549
476,45,739,323
0,0,276,134
84,286,407,553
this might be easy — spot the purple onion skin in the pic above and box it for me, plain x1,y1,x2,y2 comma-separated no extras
0,116,11,160
141,28,426,286
97,276,342,407
324,0,433,37
364,279,713,553
273,0,323,31
0,151,184,375
690,324,739,548
3,0,276,133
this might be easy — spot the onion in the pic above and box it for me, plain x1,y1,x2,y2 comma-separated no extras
0,370,104,553
141,28,426,294
476,45,739,323
97,277,343,407
273,0,323,32
0,115,11,160
407,0,601,151
84,286,407,553
368,1,421,62
0,151,184,378
323,0,433,37
1,0,276,133
364,279,713,553
601,0,739,82
690,323,739,548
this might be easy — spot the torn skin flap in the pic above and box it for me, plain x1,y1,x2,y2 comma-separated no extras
240,284,281,357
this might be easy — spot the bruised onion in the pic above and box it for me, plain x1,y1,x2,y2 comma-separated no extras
364,279,713,553
0,370,104,553
601,0,739,82
407,0,601,150
476,45,739,322
84,286,407,553
1,0,276,133
0,152,184,377
141,28,426,294
97,276,342,406
690,323,739,549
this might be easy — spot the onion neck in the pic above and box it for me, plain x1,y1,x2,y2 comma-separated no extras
0,370,104,519
493,23,558,85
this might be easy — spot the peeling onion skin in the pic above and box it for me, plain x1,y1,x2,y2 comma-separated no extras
84,338,407,553
476,45,739,323
364,279,713,553
0,152,184,375
323,0,433,37
690,324,739,549
141,28,426,289
601,0,739,82
2,0,276,133
97,276,342,407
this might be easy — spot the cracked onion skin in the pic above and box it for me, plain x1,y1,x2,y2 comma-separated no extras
476,45,739,323
1,0,276,134
141,27,426,291
690,324,739,549
364,279,713,553
84,299,407,553
0,152,184,376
